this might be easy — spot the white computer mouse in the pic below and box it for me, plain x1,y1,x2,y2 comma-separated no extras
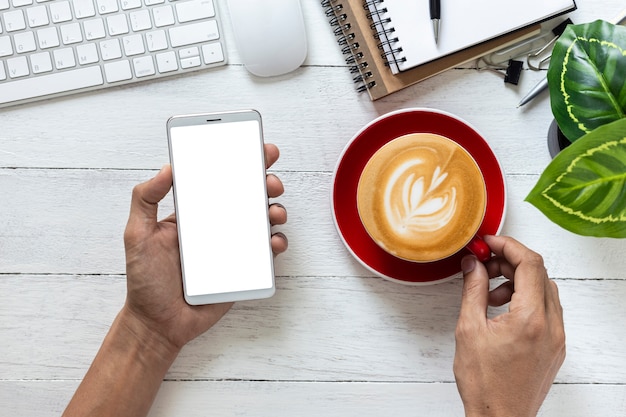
226,0,308,77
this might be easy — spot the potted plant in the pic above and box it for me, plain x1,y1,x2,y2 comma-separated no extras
526,20,626,238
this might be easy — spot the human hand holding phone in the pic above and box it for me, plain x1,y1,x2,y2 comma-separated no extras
124,143,287,352
453,235,566,417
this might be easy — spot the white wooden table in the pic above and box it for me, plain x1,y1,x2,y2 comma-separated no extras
2,1,625,415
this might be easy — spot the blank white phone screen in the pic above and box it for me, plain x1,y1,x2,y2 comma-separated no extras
169,119,273,296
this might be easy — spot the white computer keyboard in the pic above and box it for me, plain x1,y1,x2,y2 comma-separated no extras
0,0,227,107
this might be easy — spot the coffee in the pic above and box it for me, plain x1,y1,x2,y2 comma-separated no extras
357,133,486,262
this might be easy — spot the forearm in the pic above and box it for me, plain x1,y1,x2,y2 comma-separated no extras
63,307,180,417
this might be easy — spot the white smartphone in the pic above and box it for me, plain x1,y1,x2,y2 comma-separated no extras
167,110,275,305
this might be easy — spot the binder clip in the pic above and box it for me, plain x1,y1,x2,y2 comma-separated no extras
481,17,573,68
527,18,573,70
475,58,524,85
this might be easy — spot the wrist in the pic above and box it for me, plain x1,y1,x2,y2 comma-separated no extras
464,403,534,417
117,305,181,368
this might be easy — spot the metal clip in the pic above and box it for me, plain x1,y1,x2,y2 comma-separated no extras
526,18,573,71
526,37,557,70
475,58,524,85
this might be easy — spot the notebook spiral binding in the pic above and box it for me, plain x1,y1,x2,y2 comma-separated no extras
322,0,408,93
321,0,375,93
364,0,407,68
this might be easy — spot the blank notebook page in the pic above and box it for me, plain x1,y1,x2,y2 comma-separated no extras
369,0,576,74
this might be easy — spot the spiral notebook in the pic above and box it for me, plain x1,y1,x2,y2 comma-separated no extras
322,0,574,100
369,0,577,74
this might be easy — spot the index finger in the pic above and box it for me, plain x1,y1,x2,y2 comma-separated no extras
484,235,547,307
458,255,490,321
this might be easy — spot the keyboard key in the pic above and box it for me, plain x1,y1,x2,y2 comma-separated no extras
83,18,106,40
176,0,215,23
145,0,164,5
180,56,200,69
104,59,132,82
50,1,72,23
53,47,75,69
99,38,122,60
202,42,223,64
4,10,26,31
106,14,129,36
132,55,155,77
0,36,13,56
26,5,49,27
0,66,104,105
72,0,96,18
30,51,52,73
153,5,175,27
145,29,167,51
7,55,29,77
0,0,9,10
13,31,36,53
129,9,151,31
60,23,83,44
169,20,218,47
0,61,6,80
156,51,177,73
122,34,144,56
76,43,98,65
179,46,199,59
37,26,60,48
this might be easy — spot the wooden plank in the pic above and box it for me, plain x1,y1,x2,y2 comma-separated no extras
1,380,624,417
2,275,625,384
0,169,625,279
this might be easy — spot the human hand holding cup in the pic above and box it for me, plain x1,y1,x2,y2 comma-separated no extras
356,133,491,264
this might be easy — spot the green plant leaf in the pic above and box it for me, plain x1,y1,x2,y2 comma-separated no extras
526,118,626,238
548,20,626,142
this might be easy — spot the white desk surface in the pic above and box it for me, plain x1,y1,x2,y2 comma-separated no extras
2,1,625,415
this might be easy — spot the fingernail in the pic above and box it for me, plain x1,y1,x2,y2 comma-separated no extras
273,231,288,243
461,256,477,274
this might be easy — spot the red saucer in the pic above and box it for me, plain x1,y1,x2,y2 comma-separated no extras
331,108,507,284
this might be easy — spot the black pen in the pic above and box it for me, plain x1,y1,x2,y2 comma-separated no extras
430,0,441,44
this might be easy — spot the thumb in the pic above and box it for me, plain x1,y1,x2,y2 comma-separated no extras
128,165,172,228
459,255,489,321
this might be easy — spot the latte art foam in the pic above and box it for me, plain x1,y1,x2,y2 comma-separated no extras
384,162,457,235
357,133,486,262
